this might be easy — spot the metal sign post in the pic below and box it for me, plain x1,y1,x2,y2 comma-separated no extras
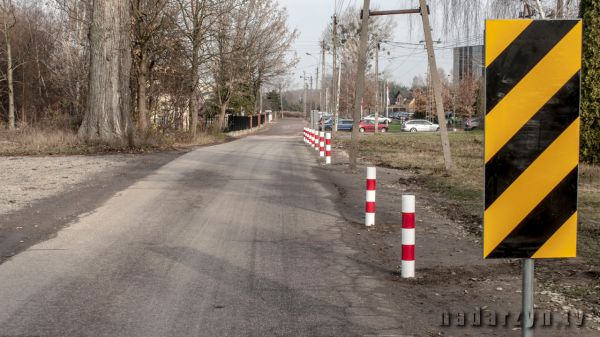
522,259,534,337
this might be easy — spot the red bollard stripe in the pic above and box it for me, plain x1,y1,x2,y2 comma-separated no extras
366,179,376,190
326,151,331,156
365,201,376,213
402,213,415,229
402,245,415,260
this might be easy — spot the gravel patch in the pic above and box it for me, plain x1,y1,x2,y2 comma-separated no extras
0,155,134,216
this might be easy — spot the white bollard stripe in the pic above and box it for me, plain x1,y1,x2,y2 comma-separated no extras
401,229,415,245
326,145,331,151
365,213,375,227
401,260,415,278
366,190,376,202
367,166,376,179
402,195,415,213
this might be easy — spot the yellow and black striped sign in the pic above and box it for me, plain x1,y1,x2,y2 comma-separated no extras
484,20,581,259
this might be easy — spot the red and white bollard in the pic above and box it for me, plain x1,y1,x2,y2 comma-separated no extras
319,131,325,157
325,133,331,164
401,195,416,278
365,167,376,227
310,129,315,148
314,129,319,151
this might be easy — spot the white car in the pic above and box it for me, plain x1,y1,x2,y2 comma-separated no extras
402,119,440,132
362,114,391,123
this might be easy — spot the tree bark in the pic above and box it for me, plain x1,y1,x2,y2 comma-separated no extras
189,42,199,138
218,103,228,130
78,0,133,146
137,53,149,132
3,2,15,130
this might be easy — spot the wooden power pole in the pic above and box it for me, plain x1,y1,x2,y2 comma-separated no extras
349,0,370,170
351,0,455,171
418,0,454,170
321,40,326,112
332,12,338,131
374,41,380,133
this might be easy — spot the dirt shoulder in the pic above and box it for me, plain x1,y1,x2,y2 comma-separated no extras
309,135,600,335
0,151,186,264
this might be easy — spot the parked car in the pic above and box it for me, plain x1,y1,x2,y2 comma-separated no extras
389,111,403,120
389,111,414,121
362,114,392,123
401,119,439,132
336,119,354,131
359,119,388,133
319,119,333,131
464,116,483,131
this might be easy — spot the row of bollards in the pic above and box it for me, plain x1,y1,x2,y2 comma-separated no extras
303,128,331,164
303,128,414,278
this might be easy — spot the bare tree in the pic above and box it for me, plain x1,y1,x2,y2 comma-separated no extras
176,0,218,138
132,0,170,133
78,0,133,145
1,0,15,129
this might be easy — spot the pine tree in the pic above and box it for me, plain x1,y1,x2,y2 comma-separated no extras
580,0,600,163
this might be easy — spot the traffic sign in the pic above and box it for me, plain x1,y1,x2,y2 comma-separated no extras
484,20,582,259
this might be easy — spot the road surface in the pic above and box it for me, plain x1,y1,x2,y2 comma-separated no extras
0,119,404,336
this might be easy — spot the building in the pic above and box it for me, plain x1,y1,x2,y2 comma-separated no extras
453,45,484,85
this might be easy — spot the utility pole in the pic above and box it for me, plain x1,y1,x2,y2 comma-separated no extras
374,41,380,133
385,80,389,119
303,71,307,121
279,84,283,119
315,66,320,110
418,0,454,170
310,76,314,110
332,9,338,131
349,0,370,170
321,40,326,113
352,0,454,171
336,63,342,121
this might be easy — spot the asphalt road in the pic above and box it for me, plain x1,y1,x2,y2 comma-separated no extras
0,119,404,337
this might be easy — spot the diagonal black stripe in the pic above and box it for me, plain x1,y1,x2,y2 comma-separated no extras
485,73,580,209
487,167,578,259
486,20,579,114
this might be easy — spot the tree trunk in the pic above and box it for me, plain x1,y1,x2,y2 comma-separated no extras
189,43,199,138
4,11,15,129
79,0,133,146
137,53,149,132
218,102,228,131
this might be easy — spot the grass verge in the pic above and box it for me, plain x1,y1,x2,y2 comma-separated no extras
0,127,230,156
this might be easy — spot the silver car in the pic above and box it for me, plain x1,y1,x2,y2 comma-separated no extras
362,114,392,123
402,119,440,132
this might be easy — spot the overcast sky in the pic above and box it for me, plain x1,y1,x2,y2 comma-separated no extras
278,0,484,90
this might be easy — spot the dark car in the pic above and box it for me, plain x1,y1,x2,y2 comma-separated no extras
336,119,354,131
319,119,333,131
464,117,483,131
389,111,403,120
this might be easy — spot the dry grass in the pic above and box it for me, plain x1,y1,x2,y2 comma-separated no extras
0,127,229,156
336,131,599,259
338,131,485,215
0,127,85,155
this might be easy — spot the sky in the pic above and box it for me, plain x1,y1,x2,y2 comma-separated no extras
278,0,484,90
